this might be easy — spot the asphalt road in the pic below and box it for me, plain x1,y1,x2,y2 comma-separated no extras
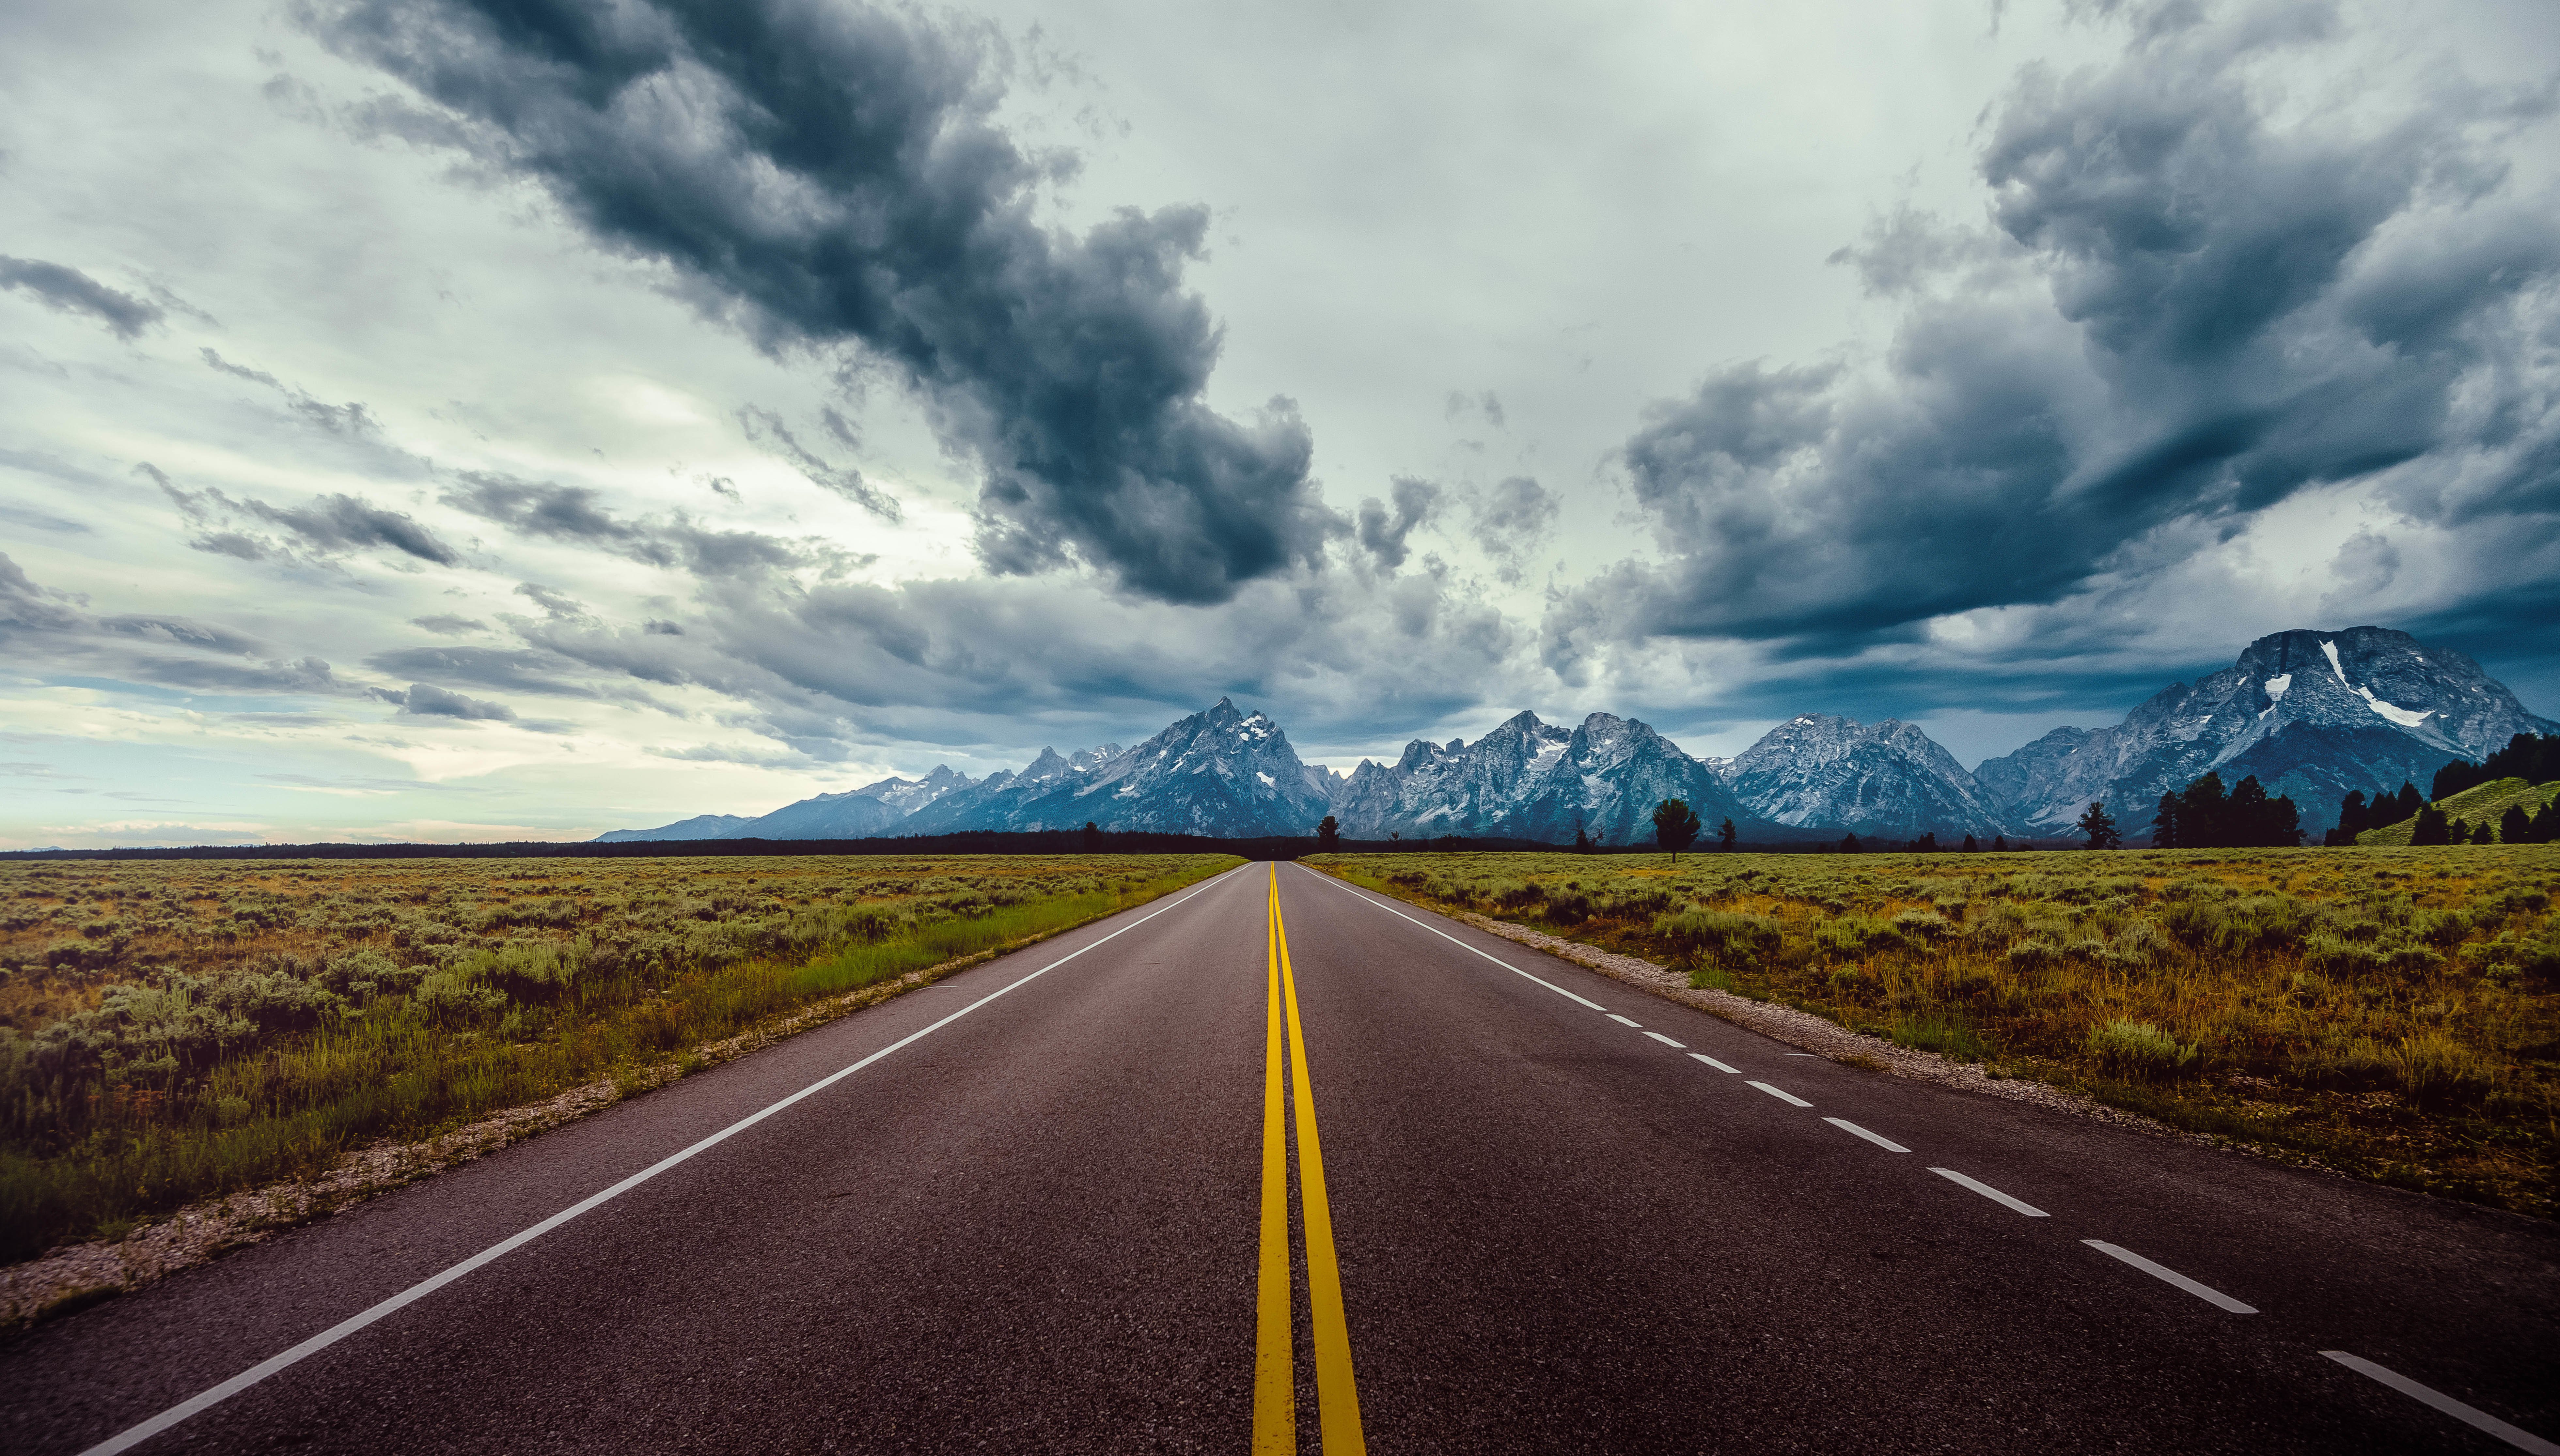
6,860,2557,1454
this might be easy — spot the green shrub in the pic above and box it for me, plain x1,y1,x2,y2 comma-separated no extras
2088,1018,2199,1080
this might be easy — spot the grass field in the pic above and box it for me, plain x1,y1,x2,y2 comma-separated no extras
0,853,1236,1262
1309,846,2560,1217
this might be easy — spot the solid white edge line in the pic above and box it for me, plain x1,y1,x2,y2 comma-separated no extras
2081,1240,2256,1314
1290,863,1609,1010
75,862,1255,1456
1927,1166,2049,1217
1607,1014,1643,1028
1643,1031,1685,1048
1822,1117,1909,1153
1687,1053,1741,1074
2321,1351,2560,1455
1746,1080,1812,1108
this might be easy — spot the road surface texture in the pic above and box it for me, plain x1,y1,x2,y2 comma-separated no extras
5,861,2556,1453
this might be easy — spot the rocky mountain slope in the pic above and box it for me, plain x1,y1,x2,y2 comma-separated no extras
599,765,976,843
1976,627,2558,836
1329,710,1758,844
901,698,1332,838
1719,715,2016,840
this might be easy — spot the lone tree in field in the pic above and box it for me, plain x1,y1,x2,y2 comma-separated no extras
1082,820,1103,852
2077,801,2121,850
1718,817,1738,852
1652,798,1702,861
1316,814,1339,850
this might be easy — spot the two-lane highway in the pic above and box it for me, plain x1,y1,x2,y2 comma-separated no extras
5,860,2555,1453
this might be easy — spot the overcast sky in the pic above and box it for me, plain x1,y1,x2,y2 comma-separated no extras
4,0,2556,847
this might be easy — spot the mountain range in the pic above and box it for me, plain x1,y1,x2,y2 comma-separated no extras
597,626,2555,846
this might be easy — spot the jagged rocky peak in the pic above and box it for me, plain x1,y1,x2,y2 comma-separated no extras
1724,714,2014,839
1974,626,2558,835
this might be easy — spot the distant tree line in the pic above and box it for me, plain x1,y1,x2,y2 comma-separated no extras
2150,772,2302,848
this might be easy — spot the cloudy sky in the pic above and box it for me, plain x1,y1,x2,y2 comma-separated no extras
3,0,2556,847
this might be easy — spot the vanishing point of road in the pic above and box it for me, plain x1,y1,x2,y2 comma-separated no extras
6,862,2556,1453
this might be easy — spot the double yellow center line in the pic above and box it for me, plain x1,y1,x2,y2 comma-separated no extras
1256,865,1365,1454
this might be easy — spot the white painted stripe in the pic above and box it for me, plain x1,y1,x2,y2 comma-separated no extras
75,863,1253,1456
1823,1117,1909,1153
1688,1052,1741,1073
1747,1080,1812,1107
1292,864,1610,1010
2082,1240,2256,1313
1784,1052,1818,1057
1927,1167,2048,1216
1643,1031,1685,1048
1607,1014,1643,1028
2322,1351,2560,1455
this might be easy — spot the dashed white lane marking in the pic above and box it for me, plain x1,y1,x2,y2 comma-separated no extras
1298,867,1609,1011
2321,1351,2560,1455
2082,1241,2256,1313
1688,1053,1741,1074
1643,1031,1685,1048
1747,1080,1812,1107
74,864,1259,1456
1823,1117,1909,1153
1606,1014,1643,1027
1928,1167,2049,1217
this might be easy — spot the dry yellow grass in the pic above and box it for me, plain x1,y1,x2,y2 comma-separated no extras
1311,845,2560,1217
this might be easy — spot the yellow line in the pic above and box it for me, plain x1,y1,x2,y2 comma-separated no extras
1275,869,1367,1454
1253,869,1294,1453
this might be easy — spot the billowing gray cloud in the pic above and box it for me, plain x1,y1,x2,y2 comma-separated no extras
1566,1,2560,662
200,349,384,438
0,256,164,339
395,681,516,720
150,464,459,566
441,470,865,577
1355,476,1441,570
737,406,898,520
308,0,1331,604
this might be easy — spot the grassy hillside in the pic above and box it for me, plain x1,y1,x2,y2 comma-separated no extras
2358,778,2560,846
1310,846,2560,1218
0,854,1236,1262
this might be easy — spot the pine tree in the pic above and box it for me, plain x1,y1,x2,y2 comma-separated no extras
1961,833,1978,853
2152,791,2181,849
2396,782,2426,823
2500,804,2531,844
2473,820,2497,845
1316,814,1339,850
1651,798,1701,862
1991,835,2008,852
2529,800,2560,844
1573,818,1592,852
1082,821,1103,852
1839,832,1863,854
2179,773,2228,847
2410,804,2451,846
1718,817,1738,852
2077,801,2121,850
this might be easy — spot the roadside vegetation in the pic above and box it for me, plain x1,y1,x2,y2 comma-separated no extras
0,853,1234,1262
1309,846,2560,1218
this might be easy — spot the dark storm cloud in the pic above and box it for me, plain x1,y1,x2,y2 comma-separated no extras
1566,1,2560,660
308,0,1331,604
0,256,165,339
1355,476,1440,570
